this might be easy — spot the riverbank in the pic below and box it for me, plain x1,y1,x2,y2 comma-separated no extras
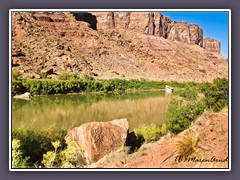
12,72,196,96
88,108,228,168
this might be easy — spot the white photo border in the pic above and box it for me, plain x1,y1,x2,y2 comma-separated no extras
9,9,231,171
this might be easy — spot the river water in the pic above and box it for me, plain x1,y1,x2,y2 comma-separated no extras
12,91,172,131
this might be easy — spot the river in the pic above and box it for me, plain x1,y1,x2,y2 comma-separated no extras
12,91,172,131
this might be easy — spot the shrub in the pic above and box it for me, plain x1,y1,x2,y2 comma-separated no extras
59,141,85,168
160,123,169,135
200,78,228,112
41,141,61,168
165,99,205,134
40,73,48,79
176,132,199,157
178,88,198,101
12,128,67,166
134,123,162,142
58,72,81,81
82,74,94,81
12,139,30,168
41,140,87,168
12,80,25,96
12,70,22,81
12,70,25,96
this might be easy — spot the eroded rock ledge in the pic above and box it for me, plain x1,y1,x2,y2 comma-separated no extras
88,12,219,54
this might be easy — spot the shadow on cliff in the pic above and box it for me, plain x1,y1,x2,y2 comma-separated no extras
72,12,97,30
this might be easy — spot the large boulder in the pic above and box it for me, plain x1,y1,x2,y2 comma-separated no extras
65,118,129,165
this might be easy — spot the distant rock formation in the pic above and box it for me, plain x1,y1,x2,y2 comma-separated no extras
90,12,157,35
90,12,221,51
91,12,203,46
203,38,221,54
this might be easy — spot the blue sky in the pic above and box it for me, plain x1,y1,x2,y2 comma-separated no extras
160,12,229,58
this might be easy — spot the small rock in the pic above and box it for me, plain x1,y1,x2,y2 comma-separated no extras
23,73,34,79
33,73,41,79
41,68,54,75
13,92,32,100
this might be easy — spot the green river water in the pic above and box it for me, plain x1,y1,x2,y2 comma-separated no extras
12,91,172,131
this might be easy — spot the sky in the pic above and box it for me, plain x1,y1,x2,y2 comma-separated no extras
160,12,229,58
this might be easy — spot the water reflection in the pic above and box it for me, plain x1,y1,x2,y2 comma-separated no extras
12,91,171,131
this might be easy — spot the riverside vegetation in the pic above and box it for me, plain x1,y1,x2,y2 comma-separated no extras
12,71,194,96
11,71,228,168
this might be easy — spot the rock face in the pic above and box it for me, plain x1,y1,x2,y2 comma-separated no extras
158,13,174,38
91,12,158,35
168,22,203,47
65,118,129,164
203,38,221,54
91,12,203,47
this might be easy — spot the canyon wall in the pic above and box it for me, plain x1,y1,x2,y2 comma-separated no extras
89,12,219,53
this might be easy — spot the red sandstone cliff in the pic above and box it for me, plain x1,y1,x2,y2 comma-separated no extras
11,12,227,82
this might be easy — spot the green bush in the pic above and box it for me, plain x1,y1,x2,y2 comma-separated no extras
12,80,24,96
165,99,205,134
12,139,30,168
160,123,169,135
12,70,22,81
40,73,48,79
134,123,162,142
12,70,25,96
178,88,198,101
12,128,67,166
58,72,81,81
199,78,228,112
